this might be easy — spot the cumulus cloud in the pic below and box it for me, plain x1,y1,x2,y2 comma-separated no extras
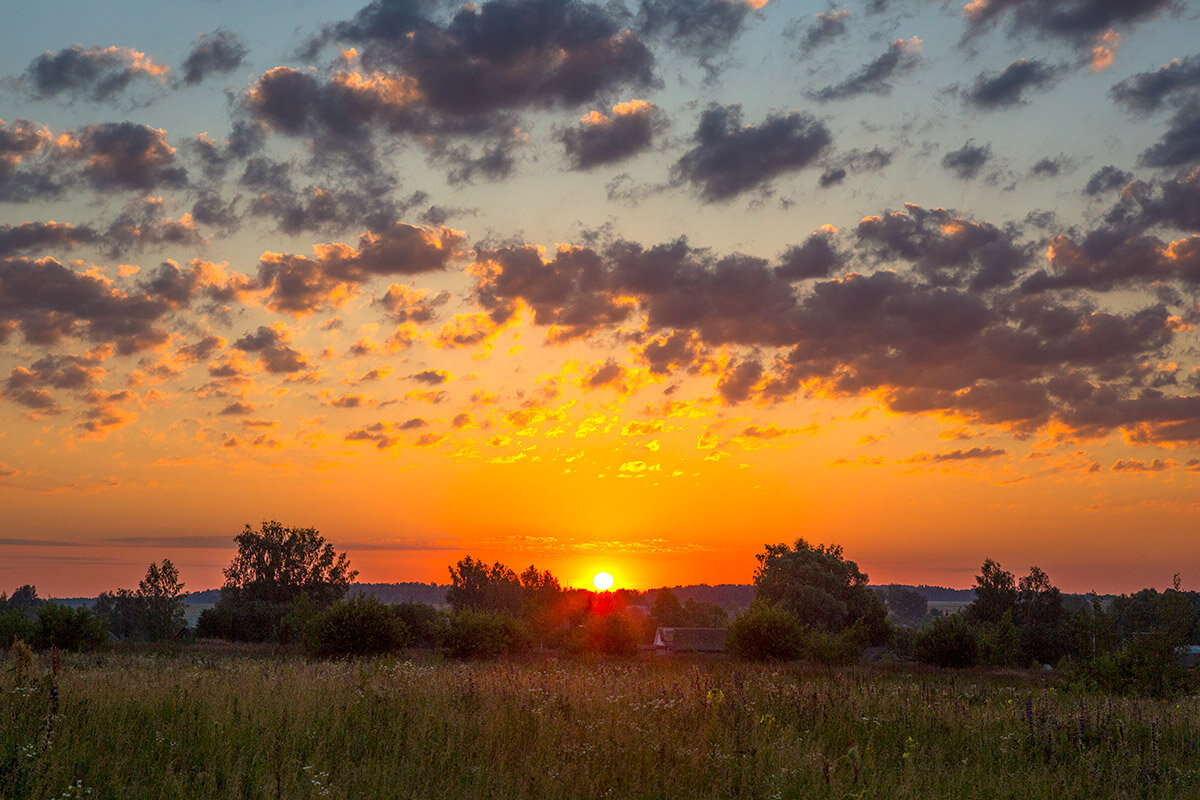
941,140,992,180
179,30,248,86
560,100,664,170
636,0,763,63
321,0,657,117
1138,100,1200,168
809,37,922,102
964,59,1064,109
24,45,169,102
256,222,465,315
796,9,850,49
234,324,309,374
962,0,1174,45
674,104,832,201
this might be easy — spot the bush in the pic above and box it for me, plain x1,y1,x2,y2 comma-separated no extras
727,604,803,661
393,602,445,648
35,603,108,651
1065,633,1196,698
0,609,34,649
304,595,410,658
444,610,530,659
914,614,979,668
196,600,290,642
570,613,641,656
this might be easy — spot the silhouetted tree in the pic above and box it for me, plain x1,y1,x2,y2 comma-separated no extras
966,559,1016,625
651,588,684,627
752,539,887,645
446,556,524,615
221,521,356,605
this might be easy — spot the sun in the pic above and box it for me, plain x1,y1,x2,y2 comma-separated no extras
592,571,614,591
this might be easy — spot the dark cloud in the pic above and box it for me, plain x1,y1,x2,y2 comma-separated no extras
323,0,657,117
964,59,1064,109
0,118,64,202
560,100,663,170
1109,52,1200,114
639,329,705,375
963,0,1174,44
0,257,169,352
257,222,464,315
1139,100,1200,168
776,230,844,281
1020,228,1200,292
179,30,248,86
1084,165,1131,195
856,204,1031,289
234,325,309,373
582,358,627,390
76,122,188,192
474,244,631,340
818,146,892,187
636,0,759,63
0,221,98,256
717,358,763,403
1030,156,1069,178
796,9,850,49
410,369,448,384
905,446,1007,462
675,104,832,201
941,140,992,180
809,37,922,102
24,45,168,102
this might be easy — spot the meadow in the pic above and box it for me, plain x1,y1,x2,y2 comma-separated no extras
3,648,1198,800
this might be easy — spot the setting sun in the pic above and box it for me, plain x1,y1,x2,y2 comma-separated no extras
592,572,614,591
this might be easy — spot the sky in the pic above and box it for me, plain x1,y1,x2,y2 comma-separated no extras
4,0,1200,598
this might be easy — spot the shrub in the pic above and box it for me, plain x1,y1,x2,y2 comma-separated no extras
34,603,108,651
0,609,34,649
393,602,445,648
571,613,641,656
304,595,410,658
727,604,803,661
444,610,530,659
914,614,979,668
196,600,290,642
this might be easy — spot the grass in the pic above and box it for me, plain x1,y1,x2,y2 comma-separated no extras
3,647,1199,799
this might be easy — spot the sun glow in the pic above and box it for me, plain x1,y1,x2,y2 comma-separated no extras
592,571,614,591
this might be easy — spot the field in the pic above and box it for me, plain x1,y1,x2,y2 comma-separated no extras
3,648,1198,800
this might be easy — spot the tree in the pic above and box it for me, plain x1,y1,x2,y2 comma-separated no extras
651,588,684,627
221,521,356,605
884,585,928,626
752,539,887,644
138,559,187,640
966,559,1016,625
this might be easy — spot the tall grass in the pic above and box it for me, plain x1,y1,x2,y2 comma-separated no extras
3,649,1198,799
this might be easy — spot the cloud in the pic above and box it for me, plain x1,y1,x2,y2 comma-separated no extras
0,221,98,256
1084,165,1131,195
941,140,992,180
962,0,1174,45
322,0,657,117
179,30,248,86
1113,53,1200,113
1138,100,1200,169
674,104,831,201
856,204,1031,289
964,59,1064,109
636,0,763,63
256,222,465,315
776,229,844,280
905,446,1007,462
0,257,169,352
809,37,922,102
24,45,168,102
560,100,664,170
233,324,309,374
796,9,850,49
75,122,188,192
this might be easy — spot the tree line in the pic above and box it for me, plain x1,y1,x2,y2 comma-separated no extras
5,522,1200,695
